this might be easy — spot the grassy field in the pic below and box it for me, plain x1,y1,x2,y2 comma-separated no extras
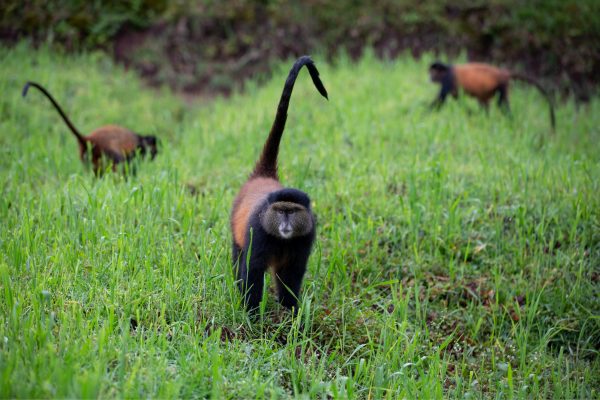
0,43,598,398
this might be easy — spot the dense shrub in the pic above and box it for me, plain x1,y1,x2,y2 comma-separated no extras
2,0,598,98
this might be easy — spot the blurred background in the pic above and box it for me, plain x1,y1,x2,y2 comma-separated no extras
2,0,598,100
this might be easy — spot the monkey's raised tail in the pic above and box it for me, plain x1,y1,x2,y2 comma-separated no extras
252,56,328,179
22,81,87,147
511,73,556,130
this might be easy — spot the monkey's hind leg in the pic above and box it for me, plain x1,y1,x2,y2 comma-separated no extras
478,99,491,115
232,243,243,290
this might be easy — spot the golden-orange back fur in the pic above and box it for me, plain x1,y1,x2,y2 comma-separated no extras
86,125,140,155
454,63,511,103
231,177,283,247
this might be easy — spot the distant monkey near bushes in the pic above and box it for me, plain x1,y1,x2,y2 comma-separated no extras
23,81,158,174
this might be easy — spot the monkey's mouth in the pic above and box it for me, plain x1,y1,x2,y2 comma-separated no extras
279,224,293,239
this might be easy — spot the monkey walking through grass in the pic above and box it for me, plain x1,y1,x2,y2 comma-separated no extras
23,81,158,174
230,56,328,312
429,62,556,130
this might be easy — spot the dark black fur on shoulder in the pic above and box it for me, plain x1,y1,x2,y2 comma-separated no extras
251,56,328,179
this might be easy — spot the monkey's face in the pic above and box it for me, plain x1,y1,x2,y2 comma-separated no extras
261,201,314,240
429,62,449,83
429,68,441,82
141,135,159,159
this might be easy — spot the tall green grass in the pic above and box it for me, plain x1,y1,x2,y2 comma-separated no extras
0,43,598,398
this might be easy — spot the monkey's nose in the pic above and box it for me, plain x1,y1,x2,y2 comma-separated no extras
279,224,293,238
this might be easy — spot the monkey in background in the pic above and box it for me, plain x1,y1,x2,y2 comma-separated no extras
429,62,556,130
23,82,158,174
230,56,328,312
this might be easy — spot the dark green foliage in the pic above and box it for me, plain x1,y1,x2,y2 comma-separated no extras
1,0,167,48
1,0,599,98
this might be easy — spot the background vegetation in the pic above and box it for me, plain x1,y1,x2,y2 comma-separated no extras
2,0,599,98
1,44,598,397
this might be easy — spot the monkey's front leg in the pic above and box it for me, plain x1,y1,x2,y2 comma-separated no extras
275,257,308,311
240,252,267,311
